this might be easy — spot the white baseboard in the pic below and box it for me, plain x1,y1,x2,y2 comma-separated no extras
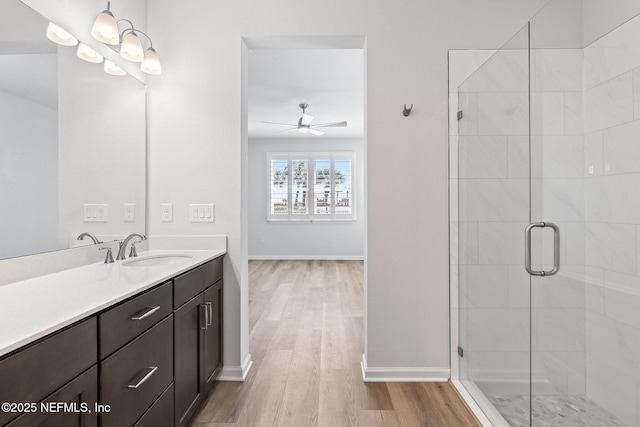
249,255,364,261
360,354,450,382
217,353,253,381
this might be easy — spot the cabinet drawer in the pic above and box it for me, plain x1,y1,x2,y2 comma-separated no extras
100,315,173,427
7,365,98,427
133,383,174,427
99,280,172,359
174,257,222,309
0,317,97,426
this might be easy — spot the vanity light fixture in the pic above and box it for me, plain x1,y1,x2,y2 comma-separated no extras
91,3,162,75
141,47,162,75
77,42,104,64
46,22,78,46
104,59,127,76
119,28,144,62
91,2,119,45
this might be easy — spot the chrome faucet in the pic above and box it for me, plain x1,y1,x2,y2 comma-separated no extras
77,232,102,244
116,233,146,260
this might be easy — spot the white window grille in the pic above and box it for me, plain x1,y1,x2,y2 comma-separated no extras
267,152,355,222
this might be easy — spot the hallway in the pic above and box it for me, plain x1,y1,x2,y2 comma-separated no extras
194,260,479,426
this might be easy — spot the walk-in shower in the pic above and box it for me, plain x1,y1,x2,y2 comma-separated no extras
450,0,640,425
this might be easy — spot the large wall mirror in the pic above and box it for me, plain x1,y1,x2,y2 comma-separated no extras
0,0,146,260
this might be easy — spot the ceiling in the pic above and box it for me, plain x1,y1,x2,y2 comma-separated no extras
247,48,364,140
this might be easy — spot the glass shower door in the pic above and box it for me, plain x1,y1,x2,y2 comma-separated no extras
527,1,588,425
528,0,637,425
457,23,532,426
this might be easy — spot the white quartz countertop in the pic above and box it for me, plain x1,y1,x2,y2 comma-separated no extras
0,249,225,358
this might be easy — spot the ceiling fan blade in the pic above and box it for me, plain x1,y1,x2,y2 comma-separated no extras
311,121,348,128
262,121,297,126
308,129,325,136
277,127,299,133
301,113,314,126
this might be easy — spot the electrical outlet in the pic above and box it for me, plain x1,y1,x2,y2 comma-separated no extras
161,203,173,222
124,204,135,222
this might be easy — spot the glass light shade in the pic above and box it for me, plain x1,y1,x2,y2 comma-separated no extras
141,48,162,75
46,22,78,46
76,42,104,64
120,32,144,62
104,60,127,76
91,10,119,45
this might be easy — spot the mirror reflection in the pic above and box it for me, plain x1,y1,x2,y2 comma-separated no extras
0,0,146,260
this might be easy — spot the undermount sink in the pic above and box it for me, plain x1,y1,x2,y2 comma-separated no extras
122,254,194,267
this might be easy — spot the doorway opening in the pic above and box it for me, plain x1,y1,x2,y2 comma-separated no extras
239,36,367,418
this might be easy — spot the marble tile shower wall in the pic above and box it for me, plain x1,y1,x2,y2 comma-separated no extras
457,46,538,397
453,13,640,426
529,48,588,405
582,13,640,426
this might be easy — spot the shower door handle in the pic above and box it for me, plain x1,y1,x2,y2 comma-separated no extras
525,222,560,276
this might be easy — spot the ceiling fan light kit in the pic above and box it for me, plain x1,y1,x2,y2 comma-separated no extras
262,103,348,136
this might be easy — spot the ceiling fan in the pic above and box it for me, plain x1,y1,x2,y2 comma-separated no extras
262,103,348,136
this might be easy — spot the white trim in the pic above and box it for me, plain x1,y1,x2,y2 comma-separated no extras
360,354,450,382
451,380,496,427
217,353,253,381
457,380,511,427
249,255,364,261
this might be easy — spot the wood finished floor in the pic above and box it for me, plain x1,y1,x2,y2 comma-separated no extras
194,260,480,427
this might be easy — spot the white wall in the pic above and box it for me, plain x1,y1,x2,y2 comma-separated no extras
146,0,551,380
248,138,364,260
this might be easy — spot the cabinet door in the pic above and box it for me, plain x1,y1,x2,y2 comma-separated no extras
7,366,98,427
174,294,205,427
204,280,223,391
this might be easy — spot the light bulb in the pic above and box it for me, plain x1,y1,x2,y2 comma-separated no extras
141,48,162,75
76,42,104,64
104,60,127,76
120,32,144,62
46,22,78,46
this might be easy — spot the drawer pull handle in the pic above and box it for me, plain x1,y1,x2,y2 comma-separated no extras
130,306,161,321
206,302,213,327
127,366,158,389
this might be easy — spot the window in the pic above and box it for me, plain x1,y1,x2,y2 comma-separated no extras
268,152,355,221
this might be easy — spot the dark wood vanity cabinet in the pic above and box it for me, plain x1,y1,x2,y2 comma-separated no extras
173,257,223,427
98,279,175,427
0,317,98,427
0,255,223,427
6,366,99,427
203,279,223,392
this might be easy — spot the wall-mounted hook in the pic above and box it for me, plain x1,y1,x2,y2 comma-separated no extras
403,104,413,117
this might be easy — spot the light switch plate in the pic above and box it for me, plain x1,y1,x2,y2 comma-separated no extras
190,204,214,222
84,204,107,222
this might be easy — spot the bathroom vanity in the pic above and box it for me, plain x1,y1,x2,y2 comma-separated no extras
0,250,224,427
